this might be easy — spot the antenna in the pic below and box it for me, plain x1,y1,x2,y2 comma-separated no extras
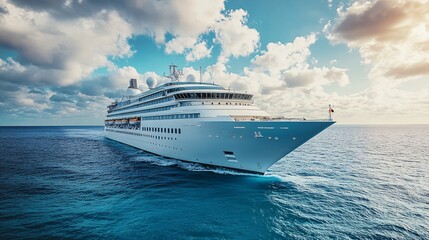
199,67,202,83
164,63,182,82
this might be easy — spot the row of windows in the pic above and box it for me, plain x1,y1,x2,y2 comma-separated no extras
105,129,142,136
109,96,174,114
180,102,250,106
105,117,140,127
106,129,179,141
163,82,216,87
108,105,174,117
109,90,165,111
165,85,221,94
138,91,166,103
105,125,140,129
141,113,199,121
174,92,252,100
143,127,181,134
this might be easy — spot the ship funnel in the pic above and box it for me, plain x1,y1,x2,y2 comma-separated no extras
129,78,138,89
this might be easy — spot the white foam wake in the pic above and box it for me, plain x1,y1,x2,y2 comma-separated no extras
131,152,264,176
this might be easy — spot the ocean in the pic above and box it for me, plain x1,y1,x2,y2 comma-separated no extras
0,125,428,239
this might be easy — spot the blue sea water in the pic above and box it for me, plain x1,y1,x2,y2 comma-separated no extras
0,125,428,239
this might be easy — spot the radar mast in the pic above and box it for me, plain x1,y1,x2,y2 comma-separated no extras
164,64,183,82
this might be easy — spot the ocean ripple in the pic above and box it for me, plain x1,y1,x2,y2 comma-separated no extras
0,125,428,239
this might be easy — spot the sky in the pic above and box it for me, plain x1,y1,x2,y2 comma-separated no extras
0,0,428,125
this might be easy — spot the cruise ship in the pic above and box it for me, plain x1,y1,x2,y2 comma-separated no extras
104,65,335,174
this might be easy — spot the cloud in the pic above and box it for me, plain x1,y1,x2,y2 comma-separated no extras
248,33,349,90
198,34,350,120
165,38,212,62
327,0,429,80
283,67,349,88
185,42,212,62
0,2,134,86
0,0,242,123
214,9,260,59
49,93,75,103
386,62,429,79
164,8,259,62
8,0,226,42
252,34,317,76
320,0,429,123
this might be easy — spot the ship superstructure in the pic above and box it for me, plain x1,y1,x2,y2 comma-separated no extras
105,65,334,174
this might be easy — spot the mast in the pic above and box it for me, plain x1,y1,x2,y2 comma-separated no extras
164,64,182,82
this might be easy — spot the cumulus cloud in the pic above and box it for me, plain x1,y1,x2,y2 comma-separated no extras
283,67,349,88
8,0,225,43
185,42,212,62
198,33,350,119
0,0,258,123
164,8,259,62
252,34,317,76
249,33,349,91
214,9,260,59
0,2,134,86
320,0,429,123
327,0,429,80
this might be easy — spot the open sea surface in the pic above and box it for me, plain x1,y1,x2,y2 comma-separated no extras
0,125,428,239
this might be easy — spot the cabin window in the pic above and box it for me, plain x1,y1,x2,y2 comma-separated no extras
179,129,181,134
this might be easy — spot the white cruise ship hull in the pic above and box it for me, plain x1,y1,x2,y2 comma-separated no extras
105,119,334,174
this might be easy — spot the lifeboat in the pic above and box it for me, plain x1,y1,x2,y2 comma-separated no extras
129,118,140,124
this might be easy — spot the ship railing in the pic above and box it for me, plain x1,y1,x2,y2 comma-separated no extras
231,116,333,122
